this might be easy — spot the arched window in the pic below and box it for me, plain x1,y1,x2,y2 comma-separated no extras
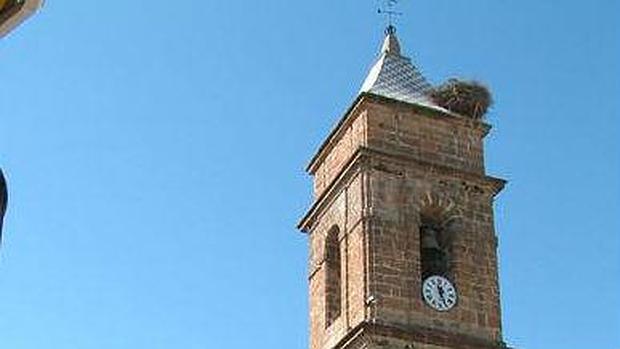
325,226,341,327
419,218,449,280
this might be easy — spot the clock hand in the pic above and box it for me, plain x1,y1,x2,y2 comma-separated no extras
437,285,447,305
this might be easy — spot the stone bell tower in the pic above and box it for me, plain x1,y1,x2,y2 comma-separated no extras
298,26,508,349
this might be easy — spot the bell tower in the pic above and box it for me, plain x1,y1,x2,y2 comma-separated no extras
298,26,508,349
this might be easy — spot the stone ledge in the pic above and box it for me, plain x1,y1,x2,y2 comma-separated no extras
331,320,508,349
298,146,506,234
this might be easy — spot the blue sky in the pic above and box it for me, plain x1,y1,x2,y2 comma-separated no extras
1,1,618,348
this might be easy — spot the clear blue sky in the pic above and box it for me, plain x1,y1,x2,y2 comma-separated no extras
1,1,618,348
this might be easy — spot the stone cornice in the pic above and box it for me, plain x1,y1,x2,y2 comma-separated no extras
298,146,506,234
331,320,508,349
365,146,506,196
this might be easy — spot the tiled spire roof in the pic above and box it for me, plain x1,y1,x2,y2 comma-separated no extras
360,26,438,108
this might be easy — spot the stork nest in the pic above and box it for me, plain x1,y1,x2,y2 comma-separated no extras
428,79,493,120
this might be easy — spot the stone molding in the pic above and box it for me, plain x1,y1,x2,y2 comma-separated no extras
330,321,508,349
298,146,505,234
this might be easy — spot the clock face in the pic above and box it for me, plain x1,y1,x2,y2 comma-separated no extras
422,275,457,312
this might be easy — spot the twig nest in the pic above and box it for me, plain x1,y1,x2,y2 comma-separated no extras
428,79,493,120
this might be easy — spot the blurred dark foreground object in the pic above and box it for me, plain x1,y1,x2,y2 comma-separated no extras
0,169,7,244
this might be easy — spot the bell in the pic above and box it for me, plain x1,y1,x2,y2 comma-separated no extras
421,225,441,250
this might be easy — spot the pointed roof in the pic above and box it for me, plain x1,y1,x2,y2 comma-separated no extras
360,26,438,108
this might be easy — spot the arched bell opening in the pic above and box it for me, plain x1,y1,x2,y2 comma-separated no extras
417,193,461,282
419,216,450,280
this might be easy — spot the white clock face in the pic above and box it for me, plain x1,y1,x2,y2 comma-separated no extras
422,275,458,312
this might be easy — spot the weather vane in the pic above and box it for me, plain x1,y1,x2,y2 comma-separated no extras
378,0,403,32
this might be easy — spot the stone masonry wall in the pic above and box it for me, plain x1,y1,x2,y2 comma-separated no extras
366,154,502,342
312,108,367,198
310,95,488,201
364,99,487,176
308,171,368,349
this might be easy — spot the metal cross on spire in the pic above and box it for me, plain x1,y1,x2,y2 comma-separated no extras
377,0,403,33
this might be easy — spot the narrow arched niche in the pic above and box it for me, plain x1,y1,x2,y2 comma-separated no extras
324,226,341,327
